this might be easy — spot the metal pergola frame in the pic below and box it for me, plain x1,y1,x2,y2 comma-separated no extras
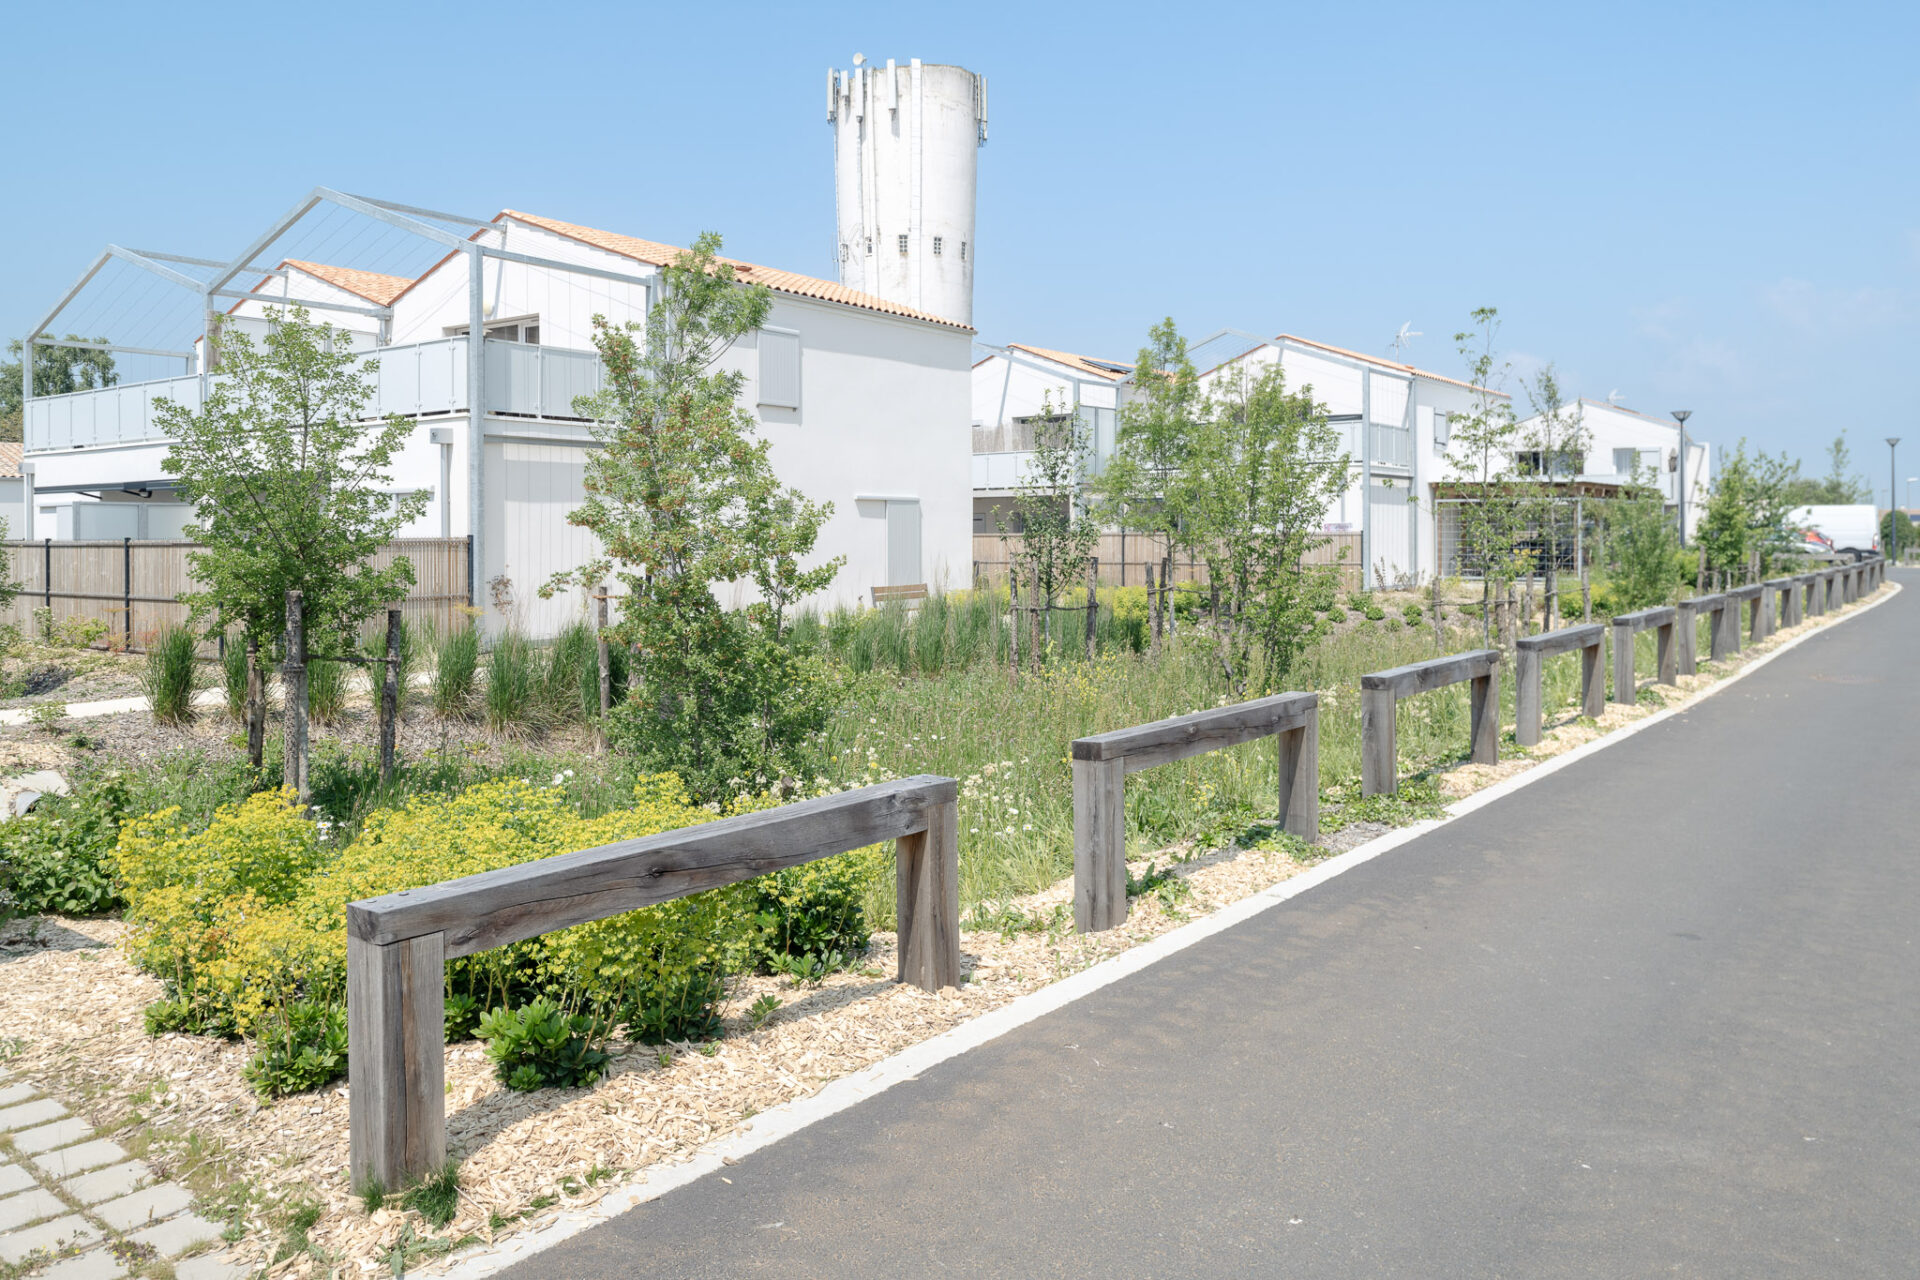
21,186,658,602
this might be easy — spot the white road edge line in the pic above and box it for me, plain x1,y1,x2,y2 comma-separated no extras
446,578,1902,1278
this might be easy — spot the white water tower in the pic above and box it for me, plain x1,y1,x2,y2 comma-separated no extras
827,54,987,328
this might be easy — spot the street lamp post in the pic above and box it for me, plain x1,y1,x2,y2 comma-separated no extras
1889,438,1903,562
1672,410,1692,547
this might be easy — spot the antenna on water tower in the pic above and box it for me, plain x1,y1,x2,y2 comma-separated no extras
826,53,987,327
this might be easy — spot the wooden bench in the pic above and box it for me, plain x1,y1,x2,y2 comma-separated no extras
1610,606,1677,704
346,775,960,1190
1070,693,1318,933
1514,624,1604,746
1676,593,1730,675
871,583,929,608
1360,650,1500,796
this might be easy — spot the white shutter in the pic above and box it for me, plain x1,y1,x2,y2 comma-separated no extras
758,327,801,409
886,500,922,586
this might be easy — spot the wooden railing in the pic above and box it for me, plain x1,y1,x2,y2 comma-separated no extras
346,776,960,1189
1360,651,1500,796
1070,694,1319,933
1610,606,1677,703
1676,594,1729,676
1514,625,1604,746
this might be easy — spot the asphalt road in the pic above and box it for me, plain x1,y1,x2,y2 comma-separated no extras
503,573,1918,1279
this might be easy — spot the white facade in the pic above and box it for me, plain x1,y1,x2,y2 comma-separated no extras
828,57,986,328
1512,398,1711,539
22,199,973,637
969,343,1126,529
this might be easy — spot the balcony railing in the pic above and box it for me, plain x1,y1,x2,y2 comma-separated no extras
24,338,605,453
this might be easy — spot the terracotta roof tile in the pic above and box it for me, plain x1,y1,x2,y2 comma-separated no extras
281,260,415,306
500,211,972,331
0,442,20,478
1002,343,1133,381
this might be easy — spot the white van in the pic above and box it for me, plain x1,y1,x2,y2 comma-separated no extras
1787,504,1880,560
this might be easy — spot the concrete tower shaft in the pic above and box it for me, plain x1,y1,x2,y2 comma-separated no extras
827,56,986,328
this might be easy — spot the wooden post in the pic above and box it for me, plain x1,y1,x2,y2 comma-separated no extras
245,632,266,770
1008,568,1021,675
347,930,446,1191
1276,705,1318,844
1656,618,1677,686
1676,600,1698,676
1085,557,1098,661
1696,549,1706,594
1759,586,1774,640
1710,599,1733,661
1162,556,1174,639
122,536,132,648
1580,633,1605,719
378,609,401,785
895,800,960,990
1360,686,1398,796
595,589,611,753
1611,619,1635,704
1581,565,1592,623
1469,665,1499,764
1146,560,1160,653
1515,643,1542,746
284,589,310,805
1072,756,1128,933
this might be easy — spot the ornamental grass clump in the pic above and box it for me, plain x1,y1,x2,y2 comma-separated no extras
484,629,543,732
220,639,250,724
432,621,480,719
307,654,349,724
142,624,204,725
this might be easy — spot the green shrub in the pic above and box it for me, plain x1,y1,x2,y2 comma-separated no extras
308,655,352,724
432,622,480,719
243,1000,347,1099
619,969,725,1044
483,630,543,732
221,640,250,724
750,849,876,965
0,771,129,915
142,625,204,725
1325,605,1348,623
477,998,611,1091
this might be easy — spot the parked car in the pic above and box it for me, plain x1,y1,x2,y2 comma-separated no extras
1787,505,1879,560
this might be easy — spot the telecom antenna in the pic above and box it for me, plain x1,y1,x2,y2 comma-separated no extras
1390,321,1422,356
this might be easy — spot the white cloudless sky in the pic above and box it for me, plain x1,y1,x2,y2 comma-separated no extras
5,0,1916,498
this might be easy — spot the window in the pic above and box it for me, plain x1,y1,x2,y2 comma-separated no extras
959,240,967,261
933,235,943,256
840,243,849,262
758,326,801,410
865,237,873,255
447,315,540,345
897,233,909,256
1613,447,1638,476
1432,411,1449,446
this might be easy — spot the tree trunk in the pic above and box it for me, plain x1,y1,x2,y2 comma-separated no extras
245,632,265,771
283,590,310,806
1008,569,1021,677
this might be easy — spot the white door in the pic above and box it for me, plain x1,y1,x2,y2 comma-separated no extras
1368,481,1414,587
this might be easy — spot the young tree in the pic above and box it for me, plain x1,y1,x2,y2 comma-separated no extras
1782,430,1871,506
1602,462,1683,609
1184,362,1348,693
1520,364,1591,621
998,393,1099,659
1091,319,1202,598
1696,441,1796,578
1444,308,1525,643
553,233,842,800
1,337,117,442
156,307,427,767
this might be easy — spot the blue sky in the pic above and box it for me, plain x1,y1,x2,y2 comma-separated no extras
5,1,1916,501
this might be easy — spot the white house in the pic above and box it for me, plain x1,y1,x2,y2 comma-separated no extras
19,189,973,636
1511,397,1711,540
971,328,1503,588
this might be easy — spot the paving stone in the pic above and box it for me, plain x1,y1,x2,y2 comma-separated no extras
126,1211,221,1258
94,1182,193,1232
0,1098,67,1132
0,1082,39,1107
12,1119,92,1154
0,1212,97,1265
174,1254,249,1280
38,1245,127,1279
31,1141,128,1178
62,1160,153,1206
0,1187,68,1231
0,1162,37,1196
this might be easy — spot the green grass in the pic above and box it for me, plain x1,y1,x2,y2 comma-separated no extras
432,621,481,719
141,624,204,725
815,610,1590,921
